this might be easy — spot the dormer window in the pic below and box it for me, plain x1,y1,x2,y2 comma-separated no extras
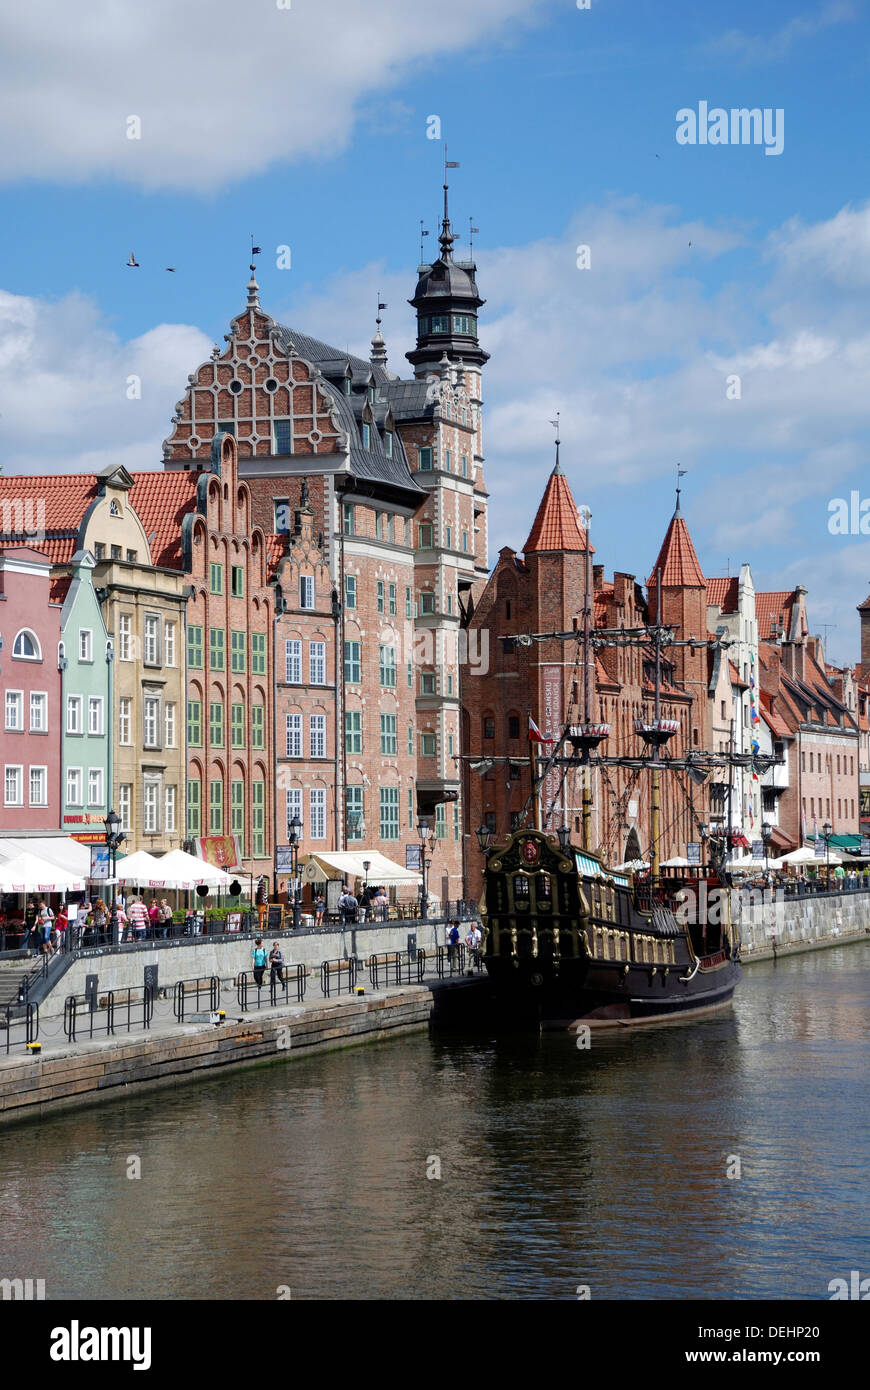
344,376,352,395
385,431,393,458
367,385,375,405
362,423,371,449
109,499,121,517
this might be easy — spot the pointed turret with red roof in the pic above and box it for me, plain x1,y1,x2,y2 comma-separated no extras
646,485,709,742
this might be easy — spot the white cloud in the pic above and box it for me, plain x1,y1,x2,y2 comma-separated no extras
0,288,211,473
702,1,856,65
0,0,545,191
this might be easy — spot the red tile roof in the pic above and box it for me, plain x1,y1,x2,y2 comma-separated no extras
759,690,792,739
265,533,286,575
647,508,705,587
755,591,795,640
129,472,197,570
48,575,71,605
706,576,738,612
0,473,97,562
522,466,592,555
728,661,748,689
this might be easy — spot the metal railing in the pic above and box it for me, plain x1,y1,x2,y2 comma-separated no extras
1,1002,39,1054
63,984,155,1042
320,957,359,997
173,976,221,1021
367,950,427,989
236,965,307,1011
434,944,472,978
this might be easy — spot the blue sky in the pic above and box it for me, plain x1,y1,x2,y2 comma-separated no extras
1,0,869,664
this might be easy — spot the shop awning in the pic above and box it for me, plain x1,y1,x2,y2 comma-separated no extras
0,851,86,893
0,835,91,878
300,851,422,886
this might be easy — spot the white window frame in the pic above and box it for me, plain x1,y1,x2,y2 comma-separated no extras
143,614,160,666
29,691,47,732
119,697,132,745
4,690,23,731
88,696,104,736
309,641,326,685
144,779,160,834
164,621,176,667
29,765,47,807
66,694,83,734
143,696,160,749
4,765,23,806
165,702,176,748
165,785,177,834
310,714,326,759
118,613,132,661
88,768,104,807
79,629,93,663
66,766,83,806
310,787,326,840
119,783,132,832
285,639,302,684
286,786,303,827
12,629,41,661
286,713,302,758
300,575,315,610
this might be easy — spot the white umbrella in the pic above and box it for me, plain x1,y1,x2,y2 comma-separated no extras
614,859,649,872
0,850,85,893
143,849,234,890
115,850,169,885
660,856,692,868
772,845,843,867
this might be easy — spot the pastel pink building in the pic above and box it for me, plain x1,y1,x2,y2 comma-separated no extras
0,548,62,832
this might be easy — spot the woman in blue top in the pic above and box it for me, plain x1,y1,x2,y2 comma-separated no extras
251,938,268,986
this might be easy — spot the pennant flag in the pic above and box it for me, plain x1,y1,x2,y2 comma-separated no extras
528,716,553,744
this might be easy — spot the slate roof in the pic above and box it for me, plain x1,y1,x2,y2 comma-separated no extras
647,507,705,587
522,465,591,555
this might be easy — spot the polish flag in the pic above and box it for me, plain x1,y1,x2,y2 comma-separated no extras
528,716,552,744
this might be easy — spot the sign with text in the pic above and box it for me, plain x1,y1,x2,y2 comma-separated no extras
276,846,293,872
686,841,701,864
814,840,826,858
862,838,870,856
751,840,764,859
405,843,422,871
89,846,110,881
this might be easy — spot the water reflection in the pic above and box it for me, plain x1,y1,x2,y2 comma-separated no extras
1,944,869,1299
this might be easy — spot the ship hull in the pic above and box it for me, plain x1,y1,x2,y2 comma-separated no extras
482,952,741,1030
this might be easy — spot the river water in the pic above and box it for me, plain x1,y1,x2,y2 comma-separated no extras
2,942,869,1300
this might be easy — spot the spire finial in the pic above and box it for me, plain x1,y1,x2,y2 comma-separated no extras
468,216,479,258
675,465,687,515
440,147,460,258
247,234,262,309
549,414,561,473
371,296,388,365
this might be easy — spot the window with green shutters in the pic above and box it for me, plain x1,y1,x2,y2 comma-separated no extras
380,786,399,840
231,566,244,598
408,723,414,755
251,704,264,748
388,582,396,615
252,780,265,857
344,641,361,684
209,628,225,670
345,710,362,753
454,802,460,840
210,563,223,595
231,780,244,838
187,779,201,836
210,780,223,833
210,702,224,746
188,625,203,669
251,632,266,674
377,580,384,614
231,704,245,748
435,803,447,839
380,714,397,755
187,700,202,747
379,645,396,688
344,575,356,609
405,586,412,619
231,630,246,672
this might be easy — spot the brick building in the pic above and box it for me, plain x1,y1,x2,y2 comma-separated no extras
158,203,488,902
462,462,704,899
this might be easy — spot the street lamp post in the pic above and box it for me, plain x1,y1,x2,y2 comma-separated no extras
417,817,435,919
822,819,832,888
287,812,302,930
761,819,773,880
104,810,125,948
475,824,492,857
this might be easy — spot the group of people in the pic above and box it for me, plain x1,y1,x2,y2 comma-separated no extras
16,893,178,952
445,918,482,971
250,939,286,986
336,883,390,923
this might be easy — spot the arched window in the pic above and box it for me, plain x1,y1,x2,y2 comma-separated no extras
109,499,122,517
12,629,41,660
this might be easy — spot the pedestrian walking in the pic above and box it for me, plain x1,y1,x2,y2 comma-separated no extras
447,919,461,968
38,899,55,953
314,892,325,928
251,938,268,987
127,896,148,940
465,920,482,972
269,941,285,985
159,899,173,937
23,897,38,951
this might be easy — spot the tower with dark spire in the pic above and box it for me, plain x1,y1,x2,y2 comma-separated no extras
406,169,488,374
